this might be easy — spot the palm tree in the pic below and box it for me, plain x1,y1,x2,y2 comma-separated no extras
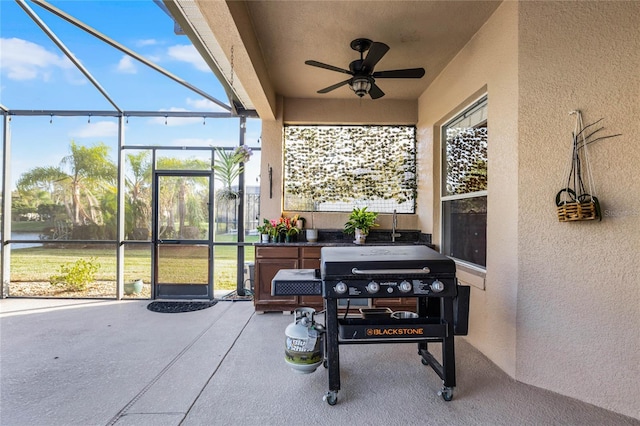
17,141,117,227
213,147,250,233
213,147,244,200
156,157,210,239
125,151,152,237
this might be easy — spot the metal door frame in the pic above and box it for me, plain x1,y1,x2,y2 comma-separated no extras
152,169,214,299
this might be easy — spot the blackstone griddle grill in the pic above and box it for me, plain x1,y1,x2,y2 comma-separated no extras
272,244,470,405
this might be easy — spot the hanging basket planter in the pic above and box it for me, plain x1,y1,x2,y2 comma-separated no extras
556,188,599,222
555,111,620,222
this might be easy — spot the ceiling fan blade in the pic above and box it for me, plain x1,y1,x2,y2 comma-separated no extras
361,42,389,72
318,79,351,94
305,60,352,75
369,82,385,99
372,68,426,79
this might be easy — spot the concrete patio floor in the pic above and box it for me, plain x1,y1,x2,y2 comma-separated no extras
1,297,638,426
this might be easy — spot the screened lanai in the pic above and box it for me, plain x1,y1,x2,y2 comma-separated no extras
0,0,262,300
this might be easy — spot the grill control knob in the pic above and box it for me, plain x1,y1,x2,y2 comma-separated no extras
399,280,412,293
334,281,348,294
366,281,380,293
430,280,445,293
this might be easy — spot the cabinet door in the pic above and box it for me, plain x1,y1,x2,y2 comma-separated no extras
255,258,299,305
300,247,323,307
300,246,322,263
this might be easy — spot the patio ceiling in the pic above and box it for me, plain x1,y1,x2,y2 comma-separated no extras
166,0,503,120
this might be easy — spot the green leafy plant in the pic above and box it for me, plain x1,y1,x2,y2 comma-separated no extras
256,218,272,235
213,145,252,201
49,257,100,292
343,207,379,235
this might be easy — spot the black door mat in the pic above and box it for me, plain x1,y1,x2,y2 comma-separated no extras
147,300,217,313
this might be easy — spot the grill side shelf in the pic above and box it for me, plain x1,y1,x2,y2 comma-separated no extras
337,317,447,341
271,269,322,296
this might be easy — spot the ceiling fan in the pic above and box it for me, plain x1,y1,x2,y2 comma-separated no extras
305,38,425,99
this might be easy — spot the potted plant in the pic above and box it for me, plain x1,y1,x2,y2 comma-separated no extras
344,207,379,244
268,219,280,242
256,219,272,242
284,224,300,242
277,215,299,242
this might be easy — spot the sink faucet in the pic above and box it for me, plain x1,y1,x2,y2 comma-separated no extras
391,209,401,243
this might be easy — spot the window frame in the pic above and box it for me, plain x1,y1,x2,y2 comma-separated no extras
282,125,417,214
440,96,488,270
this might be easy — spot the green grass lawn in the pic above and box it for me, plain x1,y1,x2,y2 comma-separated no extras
10,233,258,292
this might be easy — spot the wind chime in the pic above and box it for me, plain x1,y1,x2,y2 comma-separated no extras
555,110,621,222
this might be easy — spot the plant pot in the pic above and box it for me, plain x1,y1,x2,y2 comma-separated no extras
124,279,143,295
261,234,269,243
354,228,367,245
306,229,318,243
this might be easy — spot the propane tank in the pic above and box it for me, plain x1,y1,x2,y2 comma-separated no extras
284,307,324,374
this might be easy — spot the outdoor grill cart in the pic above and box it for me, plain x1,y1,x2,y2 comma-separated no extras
272,245,470,405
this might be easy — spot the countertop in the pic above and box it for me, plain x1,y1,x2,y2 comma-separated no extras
253,229,432,247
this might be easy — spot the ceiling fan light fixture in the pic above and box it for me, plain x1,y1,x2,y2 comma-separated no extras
350,76,371,97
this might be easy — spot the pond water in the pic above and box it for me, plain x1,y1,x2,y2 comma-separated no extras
7,232,43,249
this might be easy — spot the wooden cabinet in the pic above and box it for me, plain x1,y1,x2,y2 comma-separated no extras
254,246,323,312
299,247,323,307
254,245,415,313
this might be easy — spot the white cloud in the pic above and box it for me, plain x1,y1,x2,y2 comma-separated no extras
69,121,118,138
166,44,209,72
0,38,73,81
116,55,137,74
135,39,158,47
186,97,227,112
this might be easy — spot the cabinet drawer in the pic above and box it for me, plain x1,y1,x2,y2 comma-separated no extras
301,246,322,259
256,247,299,259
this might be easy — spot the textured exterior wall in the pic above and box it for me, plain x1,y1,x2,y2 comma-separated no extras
259,97,285,221
518,1,640,418
283,98,418,125
417,1,520,375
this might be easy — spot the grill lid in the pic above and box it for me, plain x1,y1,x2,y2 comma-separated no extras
321,245,455,277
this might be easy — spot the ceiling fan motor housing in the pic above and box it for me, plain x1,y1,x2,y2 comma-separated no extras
349,59,364,74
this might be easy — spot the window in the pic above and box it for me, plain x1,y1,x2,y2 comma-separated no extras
283,125,416,213
441,97,487,268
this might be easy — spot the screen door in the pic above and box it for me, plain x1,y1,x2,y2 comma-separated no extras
153,171,213,299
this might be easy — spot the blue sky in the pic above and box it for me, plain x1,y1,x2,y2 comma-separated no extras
0,0,262,188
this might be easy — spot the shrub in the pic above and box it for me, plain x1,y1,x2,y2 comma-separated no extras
49,257,100,292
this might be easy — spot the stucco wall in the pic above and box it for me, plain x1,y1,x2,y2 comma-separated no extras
518,1,640,418
259,97,285,221
416,1,520,375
